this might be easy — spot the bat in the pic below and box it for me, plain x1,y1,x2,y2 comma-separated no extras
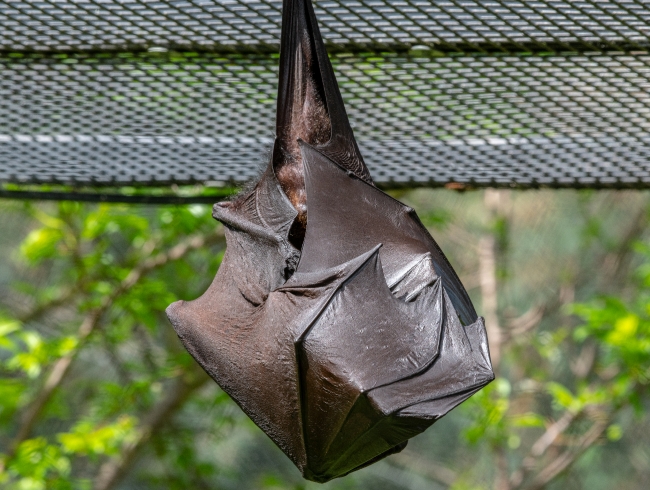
166,0,494,482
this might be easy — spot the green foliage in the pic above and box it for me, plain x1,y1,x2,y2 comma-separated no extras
0,190,649,489
569,248,650,410
4,438,74,490
58,416,137,458
462,379,511,446
0,200,225,488
446,193,650,490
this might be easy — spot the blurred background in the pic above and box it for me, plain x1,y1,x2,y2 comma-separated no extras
2,0,650,488
1,188,649,489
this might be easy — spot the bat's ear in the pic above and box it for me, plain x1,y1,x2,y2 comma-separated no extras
276,0,372,184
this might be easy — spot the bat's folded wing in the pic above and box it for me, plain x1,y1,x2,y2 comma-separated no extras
292,252,493,481
298,141,478,326
289,140,494,481
296,247,446,480
368,298,494,418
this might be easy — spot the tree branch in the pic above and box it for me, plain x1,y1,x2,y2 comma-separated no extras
601,204,649,290
94,366,210,490
479,189,506,369
387,450,458,487
507,305,546,336
509,410,579,488
523,414,609,490
15,286,80,324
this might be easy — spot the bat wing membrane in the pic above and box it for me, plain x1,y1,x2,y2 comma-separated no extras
298,141,478,326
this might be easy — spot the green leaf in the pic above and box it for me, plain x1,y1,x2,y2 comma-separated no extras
20,228,65,263
511,413,545,428
0,319,20,351
606,314,639,346
606,424,623,441
58,416,137,457
546,382,576,410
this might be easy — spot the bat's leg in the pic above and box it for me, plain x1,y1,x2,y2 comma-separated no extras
273,0,373,249
274,0,331,247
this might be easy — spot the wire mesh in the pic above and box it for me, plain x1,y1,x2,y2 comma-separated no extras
1,1,650,195
2,1,650,53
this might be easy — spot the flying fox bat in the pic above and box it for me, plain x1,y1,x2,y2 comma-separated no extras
166,0,494,482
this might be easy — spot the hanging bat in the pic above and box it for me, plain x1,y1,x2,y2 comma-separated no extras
166,0,494,482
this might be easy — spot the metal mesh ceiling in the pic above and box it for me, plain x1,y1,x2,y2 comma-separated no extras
3,1,650,53
1,1,650,197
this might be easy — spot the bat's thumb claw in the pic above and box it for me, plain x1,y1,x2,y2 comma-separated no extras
166,300,187,335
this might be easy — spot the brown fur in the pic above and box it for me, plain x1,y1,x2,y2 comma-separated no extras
275,44,332,247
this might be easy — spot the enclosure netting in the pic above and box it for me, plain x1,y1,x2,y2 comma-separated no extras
1,1,650,195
